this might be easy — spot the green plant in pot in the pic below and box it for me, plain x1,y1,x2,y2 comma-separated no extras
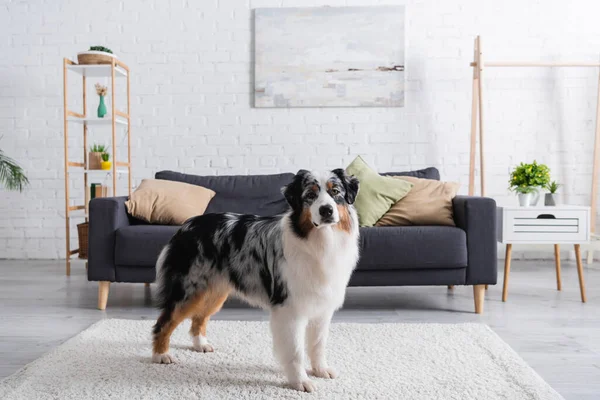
89,46,113,54
509,161,550,207
545,181,560,206
89,143,107,170
100,152,112,170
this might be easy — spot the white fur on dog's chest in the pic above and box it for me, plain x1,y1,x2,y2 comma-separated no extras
282,224,359,316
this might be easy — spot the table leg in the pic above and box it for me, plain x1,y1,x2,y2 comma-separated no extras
554,244,562,291
574,244,587,303
502,244,512,302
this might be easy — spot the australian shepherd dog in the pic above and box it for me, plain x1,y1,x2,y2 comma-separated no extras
151,169,360,392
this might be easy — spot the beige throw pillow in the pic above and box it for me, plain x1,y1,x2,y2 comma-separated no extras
376,177,460,227
125,179,215,225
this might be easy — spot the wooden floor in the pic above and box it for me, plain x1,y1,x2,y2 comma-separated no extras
0,259,598,399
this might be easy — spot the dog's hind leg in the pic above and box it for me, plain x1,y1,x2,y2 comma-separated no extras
189,286,230,353
152,292,209,364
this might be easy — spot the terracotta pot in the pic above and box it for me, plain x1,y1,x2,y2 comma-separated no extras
88,152,103,170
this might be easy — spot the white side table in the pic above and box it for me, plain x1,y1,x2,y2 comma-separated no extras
497,205,589,303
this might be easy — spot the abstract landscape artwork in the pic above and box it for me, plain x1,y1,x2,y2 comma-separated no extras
254,6,405,108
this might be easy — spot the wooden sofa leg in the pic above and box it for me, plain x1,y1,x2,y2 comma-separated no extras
473,285,485,314
98,281,110,310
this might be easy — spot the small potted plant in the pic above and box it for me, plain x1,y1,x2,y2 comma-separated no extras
100,152,112,170
545,181,560,206
89,144,106,170
509,161,550,207
95,83,108,118
77,46,117,65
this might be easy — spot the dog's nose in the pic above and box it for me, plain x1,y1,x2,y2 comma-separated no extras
319,205,333,218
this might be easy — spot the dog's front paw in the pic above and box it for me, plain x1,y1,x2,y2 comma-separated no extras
192,343,214,353
192,336,214,353
152,353,177,364
311,366,338,379
290,379,316,393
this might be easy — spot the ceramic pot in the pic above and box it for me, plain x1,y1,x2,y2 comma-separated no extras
530,189,541,206
545,193,557,206
101,161,112,170
518,192,534,207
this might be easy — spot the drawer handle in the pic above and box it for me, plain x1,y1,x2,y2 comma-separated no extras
537,214,556,219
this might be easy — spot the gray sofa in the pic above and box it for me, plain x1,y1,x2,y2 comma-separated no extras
88,168,497,312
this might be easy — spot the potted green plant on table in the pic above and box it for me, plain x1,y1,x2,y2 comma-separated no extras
89,144,107,170
545,181,560,206
509,161,551,207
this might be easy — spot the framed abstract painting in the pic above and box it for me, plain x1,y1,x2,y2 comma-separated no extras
254,6,406,108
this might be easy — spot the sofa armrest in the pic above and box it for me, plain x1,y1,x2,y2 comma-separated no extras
453,196,497,285
88,196,130,282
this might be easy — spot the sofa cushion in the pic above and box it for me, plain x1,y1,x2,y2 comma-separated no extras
376,177,460,227
357,226,467,270
155,170,294,216
346,156,413,227
115,224,468,271
125,179,215,225
383,167,440,180
115,225,178,266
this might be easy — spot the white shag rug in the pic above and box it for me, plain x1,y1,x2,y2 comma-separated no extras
0,319,562,400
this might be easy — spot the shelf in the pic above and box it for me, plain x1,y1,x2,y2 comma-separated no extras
67,64,127,78
68,168,129,175
63,57,132,276
85,168,129,175
67,116,128,126
68,209,88,219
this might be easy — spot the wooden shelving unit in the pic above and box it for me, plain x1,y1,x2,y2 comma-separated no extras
62,58,132,276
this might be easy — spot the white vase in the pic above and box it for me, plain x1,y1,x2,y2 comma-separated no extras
530,189,541,206
518,192,534,207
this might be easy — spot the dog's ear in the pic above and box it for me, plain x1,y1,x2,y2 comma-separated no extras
282,170,309,210
332,168,360,205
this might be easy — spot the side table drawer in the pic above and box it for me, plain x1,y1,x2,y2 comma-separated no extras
504,209,589,243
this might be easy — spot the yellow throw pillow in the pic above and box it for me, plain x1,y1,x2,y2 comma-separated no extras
346,156,413,227
125,179,215,225
376,177,460,227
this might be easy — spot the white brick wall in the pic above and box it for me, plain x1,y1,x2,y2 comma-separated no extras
2,0,600,259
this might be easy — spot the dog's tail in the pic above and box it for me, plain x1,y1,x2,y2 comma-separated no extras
154,244,172,310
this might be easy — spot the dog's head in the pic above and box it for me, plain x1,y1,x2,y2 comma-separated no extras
283,169,359,236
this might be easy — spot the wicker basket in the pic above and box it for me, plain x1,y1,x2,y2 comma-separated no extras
77,222,89,259
77,51,116,65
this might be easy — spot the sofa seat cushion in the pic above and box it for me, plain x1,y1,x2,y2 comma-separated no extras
115,225,467,271
357,226,467,270
115,225,178,267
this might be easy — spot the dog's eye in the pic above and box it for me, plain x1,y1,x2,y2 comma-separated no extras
331,188,340,196
306,192,317,200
